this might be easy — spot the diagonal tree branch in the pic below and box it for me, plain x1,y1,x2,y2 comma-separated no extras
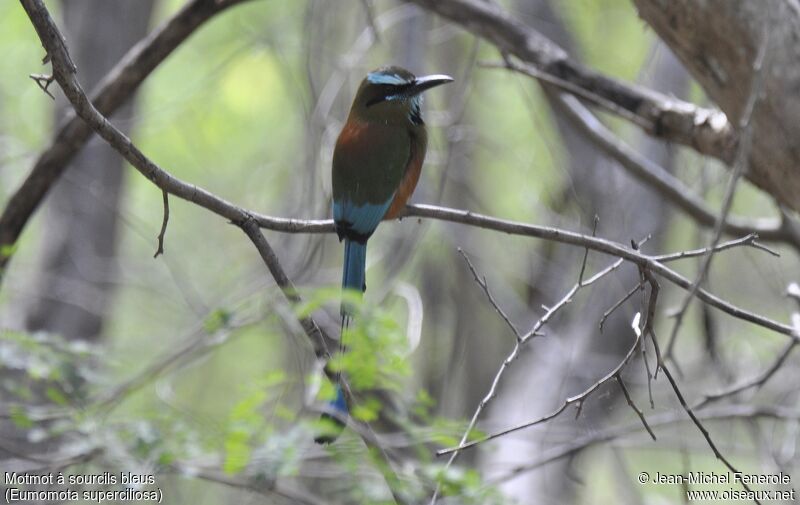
550,92,800,251
0,0,255,278
404,0,736,163
244,201,796,339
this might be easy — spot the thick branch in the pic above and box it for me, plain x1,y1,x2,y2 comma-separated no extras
405,0,736,162
250,203,794,338
551,94,800,251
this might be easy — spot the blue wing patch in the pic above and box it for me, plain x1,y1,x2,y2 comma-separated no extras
333,197,394,239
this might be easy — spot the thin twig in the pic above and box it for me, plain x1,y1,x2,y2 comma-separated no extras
694,339,798,410
437,311,647,456
458,248,522,339
637,267,656,403
153,189,169,258
429,240,639,504
600,282,643,333
491,404,800,485
400,205,795,340
29,73,55,99
659,363,760,504
651,233,779,261
616,375,656,441
639,266,761,504
578,214,599,284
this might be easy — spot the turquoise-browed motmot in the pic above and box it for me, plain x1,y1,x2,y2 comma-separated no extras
315,66,452,443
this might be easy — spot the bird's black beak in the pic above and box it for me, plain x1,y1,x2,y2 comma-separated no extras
407,74,454,96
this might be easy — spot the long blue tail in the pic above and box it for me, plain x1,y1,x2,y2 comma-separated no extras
341,239,367,309
315,239,367,444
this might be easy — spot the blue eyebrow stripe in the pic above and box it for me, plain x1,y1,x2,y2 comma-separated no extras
366,72,409,85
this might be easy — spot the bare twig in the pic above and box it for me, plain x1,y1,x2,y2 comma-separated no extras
458,248,521,339
694,339,798,410
616,375,656,441
651,233,779,261
239,219,332,359
437,311,648,456
153,189,169,258
577,215,599,284
638,266,760,503
428,238,639,504
659,363,760,503
399,205,794,339
29,72,55,99
600,282,643,333
491,404,800,485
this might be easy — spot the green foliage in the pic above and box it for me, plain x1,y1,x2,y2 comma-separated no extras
223,370,285,474
0,330,97,402
338,310,411,392
426,464,504,504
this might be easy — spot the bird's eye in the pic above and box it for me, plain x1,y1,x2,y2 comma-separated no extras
364,82,413,107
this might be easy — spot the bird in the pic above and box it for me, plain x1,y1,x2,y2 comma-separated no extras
314,66,453,444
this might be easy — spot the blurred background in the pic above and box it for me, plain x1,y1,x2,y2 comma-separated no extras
0,0,798,504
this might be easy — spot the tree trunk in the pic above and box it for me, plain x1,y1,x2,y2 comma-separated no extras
632,0,800,212
0,0,154,478
23,0,154,341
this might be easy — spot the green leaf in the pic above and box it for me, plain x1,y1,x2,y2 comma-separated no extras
223,428,251,474
9,406,33,429
45,386,68,406
351,397,381,422
204,308,232,333
0,242,18,258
